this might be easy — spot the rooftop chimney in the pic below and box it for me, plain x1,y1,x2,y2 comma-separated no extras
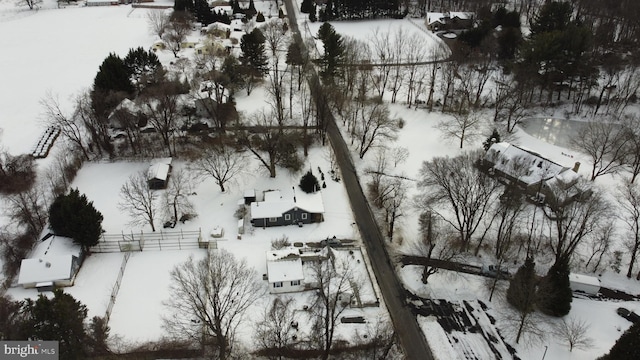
572,162,580,173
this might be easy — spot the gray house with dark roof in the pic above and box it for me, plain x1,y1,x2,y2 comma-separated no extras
250,189,324,227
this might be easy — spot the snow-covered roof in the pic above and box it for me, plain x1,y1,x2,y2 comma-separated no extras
266,249,304,283
427,12,446,25
148,163,170,181
449,12,474,20
18,255,77,285
486,142,566,186
206,22,231,32
570,273,600,287
212,6,232,14
250,189,325,219
244,189,255,197
31,235,81,259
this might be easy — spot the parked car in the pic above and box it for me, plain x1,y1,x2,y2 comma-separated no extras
481,265,510,279
320,236,342,248
616,307,640,324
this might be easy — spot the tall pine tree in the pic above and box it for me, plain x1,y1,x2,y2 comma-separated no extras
536,258,572,317
49,188,104,253
19,290,88,360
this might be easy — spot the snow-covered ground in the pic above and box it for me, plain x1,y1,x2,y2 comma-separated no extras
2,0,640,358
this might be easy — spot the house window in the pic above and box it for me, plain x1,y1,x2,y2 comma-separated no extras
291,280,300,286
285,214,291,221
269,217,277,223
273,282,283,288
301,213,308,220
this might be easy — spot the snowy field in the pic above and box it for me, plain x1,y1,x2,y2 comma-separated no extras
1,0,639,359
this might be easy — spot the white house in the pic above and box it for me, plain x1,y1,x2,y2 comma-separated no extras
266,248,305,294
18,236,82,290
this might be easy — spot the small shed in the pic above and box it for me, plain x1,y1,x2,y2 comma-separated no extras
569,273,601,295
266,249,305,294
147,158,173,189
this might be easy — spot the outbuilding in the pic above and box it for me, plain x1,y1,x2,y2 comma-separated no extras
569,273,601,295
147,158,173,189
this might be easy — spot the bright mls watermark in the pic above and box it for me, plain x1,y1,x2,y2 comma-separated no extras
1,341,58,359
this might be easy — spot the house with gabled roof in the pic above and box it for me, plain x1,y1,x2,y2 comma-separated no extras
18,235,83,291
250,189,324,228
265,248,305,294
482,142,585,206
426,11,475,31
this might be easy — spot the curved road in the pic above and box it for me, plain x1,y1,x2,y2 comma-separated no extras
283,2,434,359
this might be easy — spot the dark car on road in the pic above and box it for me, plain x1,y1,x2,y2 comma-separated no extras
616,307,640,323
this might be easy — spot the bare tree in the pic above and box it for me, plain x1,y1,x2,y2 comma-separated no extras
553,317,594,352
190,145,247,192
368,28,392,98
621,117,640,183
350,319,396,359
308,250,359,360
41,92,90,160
381,177,408,241
238,111,301,178
163,12,192,58
254,297,298,359
543,180,610,267
354,101,398,159
417,151,500,251
616,179,640,278
584,222,614,272
413,211,460,284
147,9,170,39
571,120,629,181
163,250,265,359
163,168,195,225
119,171,158,232
5,185,49,239
143,83,183,156
437,111,483,149
426,42,449,112
17,0,41,10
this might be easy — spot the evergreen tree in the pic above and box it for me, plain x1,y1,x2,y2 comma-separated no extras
599,322,640,360
231,0,241,14
246,0,257,18
123,47,164,92
240,29,268,94
529,1,573,36
93,53,134,95
309,5,317,22
256,11,265,22
86,316,110,355
49,188,104,253
483,128,501,151
299,170,320,193
194,0,214,25
300,0,313,14
19,290,88,360
316,23,344,81
536,258,572,317
507,257,537,313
